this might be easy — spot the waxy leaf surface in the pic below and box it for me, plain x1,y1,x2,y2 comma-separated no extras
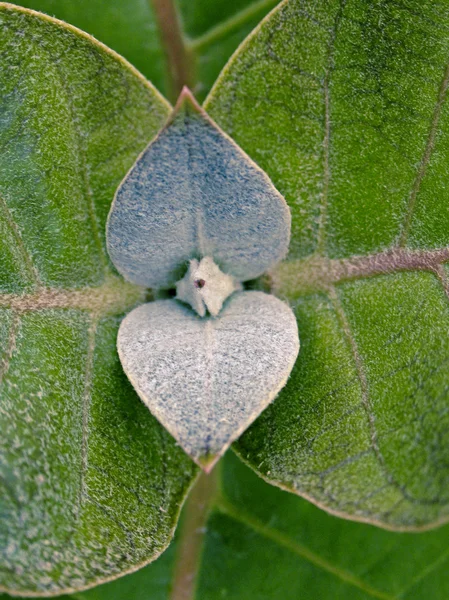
117,292,299,471
8,0,279,101
19,452,449,600
5,0,168,97
0,5,196,596
206,0,449,528
107,89,290,289
4,0,449,597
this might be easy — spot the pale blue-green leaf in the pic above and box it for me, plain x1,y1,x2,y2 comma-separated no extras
106,87,291,289
117,291,299,471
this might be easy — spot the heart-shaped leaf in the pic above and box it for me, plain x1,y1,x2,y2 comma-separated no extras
117,292,299,471
106,87,291,289
0,5,196,596
205,0,449,529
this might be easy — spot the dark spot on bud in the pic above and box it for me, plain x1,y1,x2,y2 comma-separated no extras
194,278,206,289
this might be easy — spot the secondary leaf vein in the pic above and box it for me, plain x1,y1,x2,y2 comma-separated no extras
398,58,449,246
217,498,396,600
327,286,446,509
0,312,20,386
189,0,280,51
41,44,109,275
396,546,449,598
76,316,98,519
316,0,347,254
0,193,41,287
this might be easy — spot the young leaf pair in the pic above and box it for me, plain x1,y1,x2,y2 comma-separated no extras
107,88,299,472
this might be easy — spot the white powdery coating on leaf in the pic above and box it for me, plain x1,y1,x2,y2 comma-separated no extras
106,92,291,289
117,291,299,470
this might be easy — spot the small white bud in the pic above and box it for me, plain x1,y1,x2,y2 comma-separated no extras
175,257,242,317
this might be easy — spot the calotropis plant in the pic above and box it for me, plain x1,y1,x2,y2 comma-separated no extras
107,87,299,471
2,0,449,598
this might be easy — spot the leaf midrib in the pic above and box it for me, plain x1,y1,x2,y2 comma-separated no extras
0,276,145,314
271,246,449,298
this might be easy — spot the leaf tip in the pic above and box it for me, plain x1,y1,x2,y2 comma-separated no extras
196,453,220,474
174,85,203,116
180,84,193,97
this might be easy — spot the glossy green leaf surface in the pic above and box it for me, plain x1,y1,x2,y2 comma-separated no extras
0,5,196,595
7,0,279,101
206,0,449,528
196,453,449,599
10,452,449,600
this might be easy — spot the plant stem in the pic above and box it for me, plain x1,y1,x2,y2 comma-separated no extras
170,467,219,600
151,0,194,101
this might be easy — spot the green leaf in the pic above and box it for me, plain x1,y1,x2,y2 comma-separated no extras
0,5,196,595
12,452,449,600
4,0,169,96
0,533,178,600
106,88,291,288
205,0,449,528
197,453,449,600
6,0,280,101
117,292,299,471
